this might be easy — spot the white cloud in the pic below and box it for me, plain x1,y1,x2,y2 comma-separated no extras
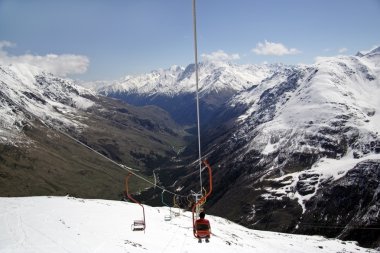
252,40,301,56
314,56,329,63
201,50,240,62
0,41,16,49
0,40,89,77
338,47,348,53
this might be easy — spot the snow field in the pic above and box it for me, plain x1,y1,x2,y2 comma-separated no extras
0,196,376,253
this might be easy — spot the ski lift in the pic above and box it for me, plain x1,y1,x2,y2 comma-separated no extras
173,195,181,217
161,190,172,221
187,195,194,208
131,220,145,231
192,160,213,239
125,173,146,232
190,0,213,241
199,187,207,206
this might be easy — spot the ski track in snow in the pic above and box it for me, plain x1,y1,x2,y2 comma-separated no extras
0,196,376,253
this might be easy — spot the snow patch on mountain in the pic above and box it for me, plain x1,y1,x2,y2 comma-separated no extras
265,152,380,213
231,52,380,155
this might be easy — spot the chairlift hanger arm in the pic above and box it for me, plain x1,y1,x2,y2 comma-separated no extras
125,173,146,231
161,190,170,207
192,160,213,238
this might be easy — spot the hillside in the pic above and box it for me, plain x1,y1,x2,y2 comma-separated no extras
0,196,377,253
0,63,188,198
181,47,380,247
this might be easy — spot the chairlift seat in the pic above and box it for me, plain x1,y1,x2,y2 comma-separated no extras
195,229,211,238
131,220,145,231
164,215,171,221
195,223,211,238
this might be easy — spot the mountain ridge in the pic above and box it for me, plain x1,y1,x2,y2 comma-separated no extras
110,49,380,248
184,51,380,248
0,62,189,198
1,48,380,248
97,61,283,97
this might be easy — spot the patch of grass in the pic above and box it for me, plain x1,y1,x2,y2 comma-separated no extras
0,96,190,199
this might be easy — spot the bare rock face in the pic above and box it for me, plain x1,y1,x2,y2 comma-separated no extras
298,160,380,248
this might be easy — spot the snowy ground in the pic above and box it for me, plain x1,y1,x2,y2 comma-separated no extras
0,196,376,253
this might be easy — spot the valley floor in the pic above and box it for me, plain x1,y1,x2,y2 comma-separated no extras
0,196,376,253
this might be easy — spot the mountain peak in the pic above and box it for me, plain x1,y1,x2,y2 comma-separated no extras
356,46,380,57
0,63,95,145
169,64,184,72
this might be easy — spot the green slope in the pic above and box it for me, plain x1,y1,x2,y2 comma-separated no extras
0,96,190,199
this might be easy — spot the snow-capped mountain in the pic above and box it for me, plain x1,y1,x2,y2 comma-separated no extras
228,47,380,168
1,196,377,253
2,47,380,249
0,62,188,199
0,63,95,145
99,61,279,97
96,61,285,124
177,47,380,248
89,48,380,247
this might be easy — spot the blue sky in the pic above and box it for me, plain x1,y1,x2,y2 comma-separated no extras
0,0,379,80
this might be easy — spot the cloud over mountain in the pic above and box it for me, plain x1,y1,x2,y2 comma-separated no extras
252,40,301,56
338,47,348,53
201,50,240,62
0,40,89,77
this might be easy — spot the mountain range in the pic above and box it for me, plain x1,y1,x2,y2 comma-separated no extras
1,47,380,248
98,61,285,125
93,47,380,248
0,63,187,198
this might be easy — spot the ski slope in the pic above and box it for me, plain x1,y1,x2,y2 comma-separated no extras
0,196,376,253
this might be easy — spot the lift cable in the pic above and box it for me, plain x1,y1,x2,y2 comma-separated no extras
192,0,203,194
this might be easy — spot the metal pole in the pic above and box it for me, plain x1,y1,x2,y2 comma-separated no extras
192,0,203,196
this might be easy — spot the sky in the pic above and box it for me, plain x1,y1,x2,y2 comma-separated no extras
0,0,380,81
